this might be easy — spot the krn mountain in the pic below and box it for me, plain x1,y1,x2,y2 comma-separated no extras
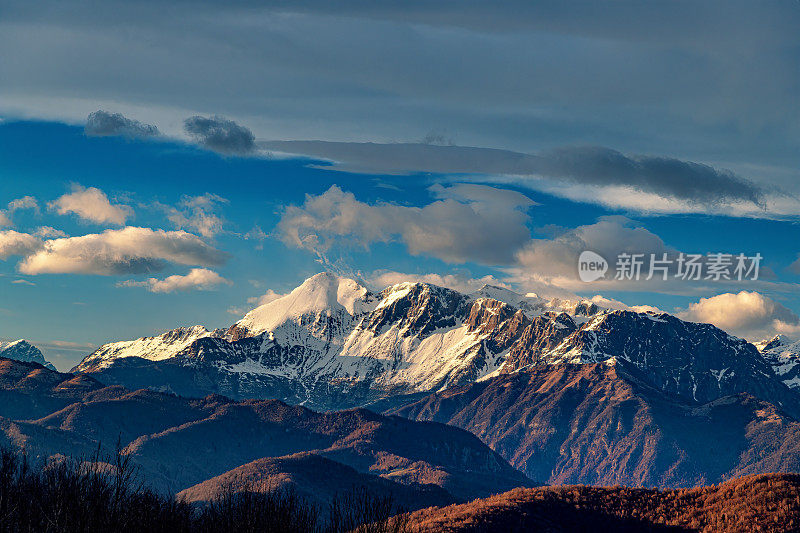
7,271,800,493
73,272,799,416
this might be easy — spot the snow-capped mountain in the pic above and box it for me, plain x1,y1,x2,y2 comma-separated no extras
756,335,800,389
73,272,798,412
77,325,217,370
501,310,791,406
0,340,56,370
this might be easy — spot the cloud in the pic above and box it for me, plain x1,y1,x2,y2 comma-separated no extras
261,141,771,212
184,115,255,155
18,226,228,275
588,295,664,314
277,183,535,264
84,110,159,138
0,196,39,227
118,267,231,293
789,256,800,275
534,146,765,208
11,279,34,286
7,196,38,213
244,225,267,249
49,185,133,225
368,270,510,294
2,0,798,207
513,216,671,285
33,226,67,238
678,291,800,340
0,230,43,259
247,289,286,306
164,193,228,238
226,288,287,316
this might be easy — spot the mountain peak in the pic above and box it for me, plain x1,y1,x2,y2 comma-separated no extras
236,272,374,335
755,334,796,352
0,339,56,370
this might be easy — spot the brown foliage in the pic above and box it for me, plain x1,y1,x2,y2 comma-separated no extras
408,473,800,532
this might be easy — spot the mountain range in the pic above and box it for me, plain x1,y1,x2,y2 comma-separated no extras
0,356,530,506
71,272,798,415
4,271,800,504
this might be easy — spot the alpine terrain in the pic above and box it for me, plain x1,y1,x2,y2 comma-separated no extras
73,272,799,416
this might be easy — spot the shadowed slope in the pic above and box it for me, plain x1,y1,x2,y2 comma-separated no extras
177,452,454,510
392,362,800,488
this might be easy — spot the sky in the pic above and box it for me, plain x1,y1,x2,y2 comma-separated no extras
1,1,799,370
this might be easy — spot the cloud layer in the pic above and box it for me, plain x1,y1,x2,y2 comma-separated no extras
262,141,772,213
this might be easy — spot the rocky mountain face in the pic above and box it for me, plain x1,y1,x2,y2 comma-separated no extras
0,340,56,370
503,310,798,411
0,357,530,503
390,362,800,488
73,272,798,414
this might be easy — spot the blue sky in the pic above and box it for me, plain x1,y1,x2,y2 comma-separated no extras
1,1,799,369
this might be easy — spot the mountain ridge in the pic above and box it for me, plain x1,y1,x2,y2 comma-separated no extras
0,356,531,502
72,272,799,414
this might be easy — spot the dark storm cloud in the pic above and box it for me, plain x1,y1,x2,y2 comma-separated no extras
85,111,159,139
184,116,256,155
537,147,765,208
261,141,766,208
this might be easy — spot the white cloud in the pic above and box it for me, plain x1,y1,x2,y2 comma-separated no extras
33,226,67,238
0,195,39,227
0,230,43,259
7,196,38,213
368,270,510,294
118,268,231,293
165,193,228,238
246,288,286,307
225,288,288,315
277,183,535,264
510,216,674,292
678,291,800,340
49,185,133,225
18,226,228,275
588,295,664,314
244,225,267,249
